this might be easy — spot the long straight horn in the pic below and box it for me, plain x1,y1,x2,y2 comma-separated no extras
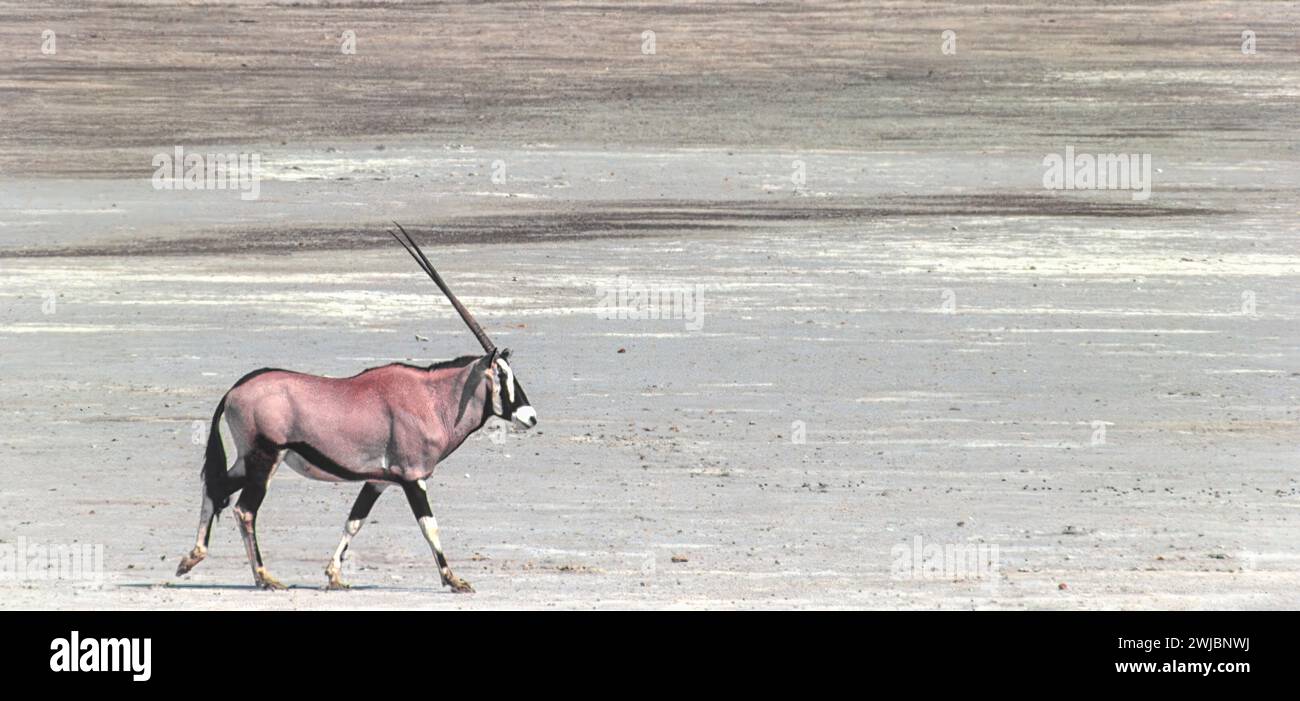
390,223,496,353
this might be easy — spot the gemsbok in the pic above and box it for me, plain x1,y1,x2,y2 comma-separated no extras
175,224,536,592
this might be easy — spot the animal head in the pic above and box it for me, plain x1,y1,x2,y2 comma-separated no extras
390,224,537,431
485,348,536,429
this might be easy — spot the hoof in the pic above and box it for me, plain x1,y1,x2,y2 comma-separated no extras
255,568,288,591
446,575,474,594
175,547,206,576
324,566,350,590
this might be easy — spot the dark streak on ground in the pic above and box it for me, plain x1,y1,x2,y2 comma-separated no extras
0,195,1227,258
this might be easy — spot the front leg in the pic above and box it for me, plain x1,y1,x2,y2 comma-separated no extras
325,482,387,590
401,479,473,593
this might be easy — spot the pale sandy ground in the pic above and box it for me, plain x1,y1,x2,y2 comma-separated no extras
0,1,1298,609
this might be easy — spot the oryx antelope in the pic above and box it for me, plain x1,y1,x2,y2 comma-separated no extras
175,225,536,593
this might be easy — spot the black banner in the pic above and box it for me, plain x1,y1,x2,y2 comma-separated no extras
0,611,1285,689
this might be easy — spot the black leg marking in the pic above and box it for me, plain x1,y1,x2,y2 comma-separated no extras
325,483,388,590
402,480,472,593
234,448,285,589
349,482,385,521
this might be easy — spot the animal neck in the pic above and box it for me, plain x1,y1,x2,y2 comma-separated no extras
431,356,495,453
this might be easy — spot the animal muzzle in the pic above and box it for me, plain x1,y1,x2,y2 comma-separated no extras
513,405,538,429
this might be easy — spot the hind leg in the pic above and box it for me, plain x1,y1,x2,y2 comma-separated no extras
325,482,387,590
233,449,286,590
176,458,248,576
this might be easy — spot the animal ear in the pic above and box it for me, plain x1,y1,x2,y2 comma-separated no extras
500,347,512,360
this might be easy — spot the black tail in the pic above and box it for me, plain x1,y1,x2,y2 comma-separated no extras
202,395,230,513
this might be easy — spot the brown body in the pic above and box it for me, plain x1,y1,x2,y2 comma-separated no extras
225,359,492,485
